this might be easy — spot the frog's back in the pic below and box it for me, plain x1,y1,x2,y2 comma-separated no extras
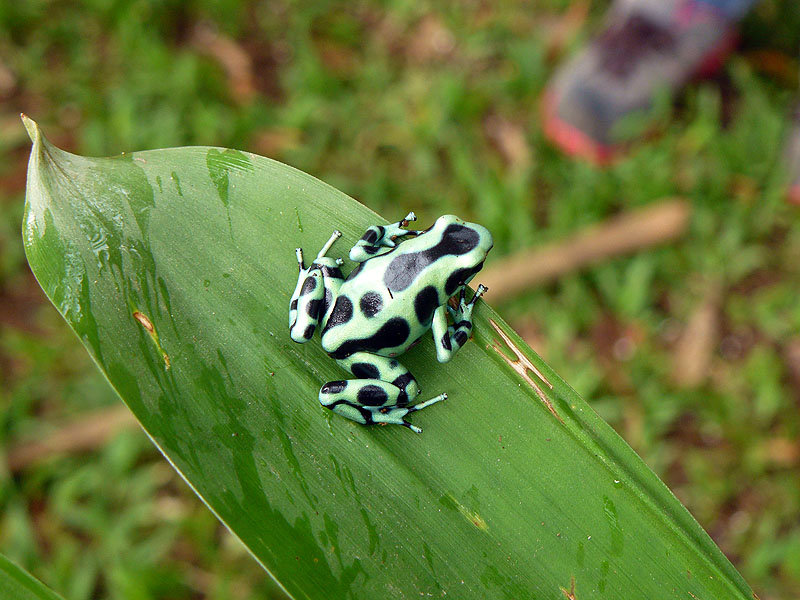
320,216,491,360
320,251,438,359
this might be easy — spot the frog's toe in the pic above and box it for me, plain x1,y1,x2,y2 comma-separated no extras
409,392,447,412
469,284,488,305
404,421,423,434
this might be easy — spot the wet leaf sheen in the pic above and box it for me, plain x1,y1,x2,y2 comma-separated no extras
22,117,754,599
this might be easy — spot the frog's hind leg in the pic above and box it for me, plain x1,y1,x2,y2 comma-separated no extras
290,231,343,343
319,353,446,433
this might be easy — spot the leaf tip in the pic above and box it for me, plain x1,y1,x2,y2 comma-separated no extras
20,113,40,144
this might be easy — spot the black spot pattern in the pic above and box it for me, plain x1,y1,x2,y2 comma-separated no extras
414,286,440,324
454,330,468,347
321,265,343,279
321,380,347,394
441,224,479,254
306,298,322,317
303,324,315,340
361,228,378,243
290,298,298,310
392,372,416,405
300,276,316,295
359,292,383,317
351,362,380,379
346,261,364,281
441,334,452,351
325,296,353,329
391,372,414,391
445,262,483,296
330,317,411,359
357,385,389,406
385,224,481,292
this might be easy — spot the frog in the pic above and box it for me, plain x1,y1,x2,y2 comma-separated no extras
289,212,493,433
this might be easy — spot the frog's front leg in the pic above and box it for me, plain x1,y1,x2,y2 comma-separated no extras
349,212,421,262
289,230,343,343
432,284,488,363
319,352,446,433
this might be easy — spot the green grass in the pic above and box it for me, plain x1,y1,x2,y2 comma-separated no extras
1,1,799,598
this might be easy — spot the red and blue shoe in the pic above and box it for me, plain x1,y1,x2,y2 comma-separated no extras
786,102,800,205
542,0,738,165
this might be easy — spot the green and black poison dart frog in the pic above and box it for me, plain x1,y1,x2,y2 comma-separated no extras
289,213,493,433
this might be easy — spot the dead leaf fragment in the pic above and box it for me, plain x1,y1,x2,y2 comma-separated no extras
191,22,255,104
484,114,531,172
672,285,721,388
406,15,455,63
482,199,690,301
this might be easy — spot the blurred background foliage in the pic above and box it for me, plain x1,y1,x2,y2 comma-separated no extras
1,1,799,598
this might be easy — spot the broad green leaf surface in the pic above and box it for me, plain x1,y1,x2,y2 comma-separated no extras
0,554,65,600
22,117,754,599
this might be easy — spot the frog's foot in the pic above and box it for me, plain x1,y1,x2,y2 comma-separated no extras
401,211,417,226
447,285,486,323
389,212,422,239
320,390,447,434
454,284,487,311
432,286,486,363
408,392,447,414
469,284,488,305
375,393,447,433
316,229,341,260
290,232,345,343
398,212,420,236
349,213,421,262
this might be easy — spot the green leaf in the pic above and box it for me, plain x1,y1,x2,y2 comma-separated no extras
0,553,65,600
22,116,754,599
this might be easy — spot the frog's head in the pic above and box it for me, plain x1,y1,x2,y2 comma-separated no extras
430,214,493,287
